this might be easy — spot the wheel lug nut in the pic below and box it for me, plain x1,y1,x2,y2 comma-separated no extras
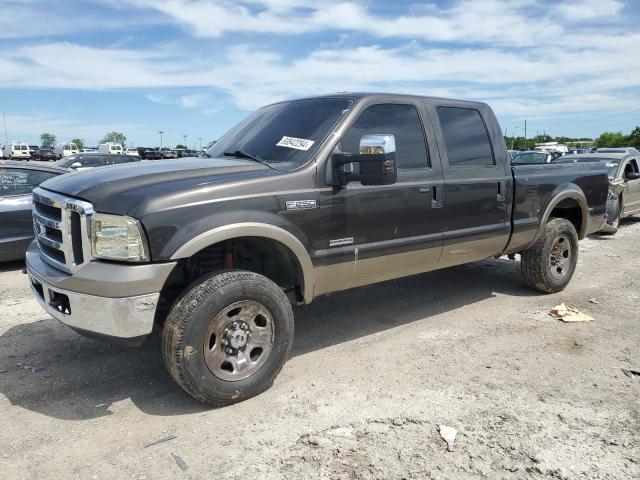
232,322,238,328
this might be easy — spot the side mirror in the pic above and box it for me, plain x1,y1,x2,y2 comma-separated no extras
626,171,640,181
332,134,397,186
70,162,82,169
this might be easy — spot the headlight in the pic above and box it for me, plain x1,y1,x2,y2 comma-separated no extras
91,213,149,262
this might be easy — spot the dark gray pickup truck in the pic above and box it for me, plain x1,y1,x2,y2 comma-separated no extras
25,93,608,405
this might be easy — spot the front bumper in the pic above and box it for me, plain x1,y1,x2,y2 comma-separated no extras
26,241,176,342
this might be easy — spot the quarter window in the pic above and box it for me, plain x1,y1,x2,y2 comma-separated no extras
437,107,495,166
341,103,430,170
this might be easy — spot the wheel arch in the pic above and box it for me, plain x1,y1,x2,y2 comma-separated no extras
533,188,589,243
170,222,315,303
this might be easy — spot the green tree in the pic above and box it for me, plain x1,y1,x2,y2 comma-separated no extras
626,126,640,149
40,132,56,149
70,138,84,150
175,144,187,149
594,131,626,148
100,131,127,146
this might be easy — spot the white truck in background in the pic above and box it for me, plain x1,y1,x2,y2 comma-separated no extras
2,142,31,159
54,143,79,158
98,142,123,155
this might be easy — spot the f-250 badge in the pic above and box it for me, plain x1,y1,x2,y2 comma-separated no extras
285,200,317,210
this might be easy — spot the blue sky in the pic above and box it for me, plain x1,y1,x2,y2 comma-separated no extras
1,0,639,147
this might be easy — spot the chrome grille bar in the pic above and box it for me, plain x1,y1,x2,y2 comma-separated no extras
32,187,94,273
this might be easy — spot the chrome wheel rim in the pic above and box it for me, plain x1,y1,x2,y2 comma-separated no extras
549,234,572,279
203,300,274,381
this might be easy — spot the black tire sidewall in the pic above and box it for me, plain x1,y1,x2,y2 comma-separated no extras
176,274,293,403
541,219,579,291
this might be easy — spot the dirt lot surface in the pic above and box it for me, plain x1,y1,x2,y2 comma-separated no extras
1,220,639,480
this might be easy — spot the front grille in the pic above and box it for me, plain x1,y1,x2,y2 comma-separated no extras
32,188,94,273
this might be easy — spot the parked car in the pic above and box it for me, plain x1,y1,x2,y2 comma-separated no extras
511,150,560,164
137,147,163,160
29,145,40,159
81,148,97,153
0,160,68,261
155,147,178,159
54,143,79,158
555,153,640,233
34,149,60,161
596,147,639,154
26,93,608,406
2,142,31,160
54,152,141,170
125,147,140,157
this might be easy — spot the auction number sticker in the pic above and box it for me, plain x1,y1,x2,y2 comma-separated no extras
276,136,315,151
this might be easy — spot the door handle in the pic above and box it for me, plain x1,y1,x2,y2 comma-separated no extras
431,185,443,209
497,181,506,202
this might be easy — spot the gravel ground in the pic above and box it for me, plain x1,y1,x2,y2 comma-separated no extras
1,220,639,479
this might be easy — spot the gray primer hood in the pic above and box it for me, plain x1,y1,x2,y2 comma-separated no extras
40,157,278,215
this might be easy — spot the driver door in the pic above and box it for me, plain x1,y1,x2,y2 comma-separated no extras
316,102,444,294
622,158,640,215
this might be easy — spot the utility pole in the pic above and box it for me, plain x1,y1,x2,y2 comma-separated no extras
183,134,187,148
158,130,165,148
198,137,203,149
524,120,527,141
2,112,8,145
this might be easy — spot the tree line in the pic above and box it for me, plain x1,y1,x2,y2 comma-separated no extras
502,126,639,151
39,132,128,150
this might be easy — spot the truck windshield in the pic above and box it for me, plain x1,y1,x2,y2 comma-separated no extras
207,97,354,170
556,156,620,177
512,152,548,164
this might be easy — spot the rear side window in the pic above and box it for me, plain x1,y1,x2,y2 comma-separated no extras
0,168,58,196
341,103,430,170
437,107,495,167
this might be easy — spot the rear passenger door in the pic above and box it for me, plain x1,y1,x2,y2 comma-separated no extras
431,105,511,267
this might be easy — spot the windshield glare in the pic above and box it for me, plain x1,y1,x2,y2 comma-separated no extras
207,97,354,169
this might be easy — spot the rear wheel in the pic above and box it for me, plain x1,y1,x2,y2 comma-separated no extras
162,270,294,406
521,218,579,293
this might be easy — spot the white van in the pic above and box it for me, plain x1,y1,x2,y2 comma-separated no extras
98,142,124,155
54,142,79,158
2,142,31,160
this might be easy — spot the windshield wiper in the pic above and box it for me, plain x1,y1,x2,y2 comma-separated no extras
223,150,275,170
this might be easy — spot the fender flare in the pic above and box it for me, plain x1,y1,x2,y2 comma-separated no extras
170,222,314,303
533,189,589,243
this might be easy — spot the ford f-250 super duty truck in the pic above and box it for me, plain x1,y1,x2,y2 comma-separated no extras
25,93,609,405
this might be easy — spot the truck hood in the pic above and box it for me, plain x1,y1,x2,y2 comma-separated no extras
40,157,280,215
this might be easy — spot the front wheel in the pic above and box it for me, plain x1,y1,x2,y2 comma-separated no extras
520,218,579,293
601,198,621,235
162,270,294,406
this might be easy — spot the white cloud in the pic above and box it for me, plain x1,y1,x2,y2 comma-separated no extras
557,0,624,20
146,92,212,109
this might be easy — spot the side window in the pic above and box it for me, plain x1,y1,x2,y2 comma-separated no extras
77,155,100,167
436,107,495,167
341,103,430,170
0,168,57,196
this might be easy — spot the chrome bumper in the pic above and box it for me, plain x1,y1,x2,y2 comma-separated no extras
28,267,159,339
25,241,176,340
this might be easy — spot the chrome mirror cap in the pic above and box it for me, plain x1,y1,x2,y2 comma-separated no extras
359,134,396,155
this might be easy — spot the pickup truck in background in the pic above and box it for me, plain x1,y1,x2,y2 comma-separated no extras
25,93,609,405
